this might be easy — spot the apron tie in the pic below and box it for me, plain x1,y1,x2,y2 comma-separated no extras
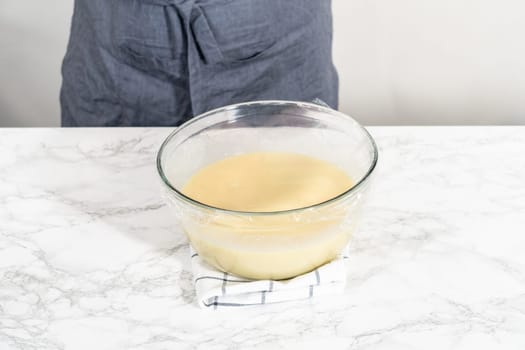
139,0,224,64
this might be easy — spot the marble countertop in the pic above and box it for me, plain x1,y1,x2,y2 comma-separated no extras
1,127,525,349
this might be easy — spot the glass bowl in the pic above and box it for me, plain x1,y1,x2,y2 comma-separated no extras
157,100,378,280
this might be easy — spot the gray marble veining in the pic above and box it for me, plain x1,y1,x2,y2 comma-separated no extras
1,127,525,349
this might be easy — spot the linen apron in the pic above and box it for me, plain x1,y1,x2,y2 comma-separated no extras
60,0,338,126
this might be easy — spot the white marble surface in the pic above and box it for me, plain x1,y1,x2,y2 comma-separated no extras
1,127,525,349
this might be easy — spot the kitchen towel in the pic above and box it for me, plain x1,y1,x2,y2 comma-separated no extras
191,246,348,309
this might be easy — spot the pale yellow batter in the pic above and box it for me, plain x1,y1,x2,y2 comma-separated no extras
181,152,358,279
183,152,353,212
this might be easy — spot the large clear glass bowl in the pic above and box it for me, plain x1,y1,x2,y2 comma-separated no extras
157,101,378,280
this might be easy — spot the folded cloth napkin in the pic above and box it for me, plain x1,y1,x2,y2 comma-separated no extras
190,246,349,309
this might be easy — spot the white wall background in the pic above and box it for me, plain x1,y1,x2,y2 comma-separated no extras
1,0,525,127
0,1,73,127
333,0,525,125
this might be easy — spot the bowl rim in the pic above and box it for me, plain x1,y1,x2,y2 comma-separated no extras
156,100,378,216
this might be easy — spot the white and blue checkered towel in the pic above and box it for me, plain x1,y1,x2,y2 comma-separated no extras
190,246,349,309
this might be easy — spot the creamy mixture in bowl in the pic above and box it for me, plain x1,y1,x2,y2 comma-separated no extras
157,101,377,280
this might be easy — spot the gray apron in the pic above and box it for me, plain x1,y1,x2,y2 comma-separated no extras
60,0,338,126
